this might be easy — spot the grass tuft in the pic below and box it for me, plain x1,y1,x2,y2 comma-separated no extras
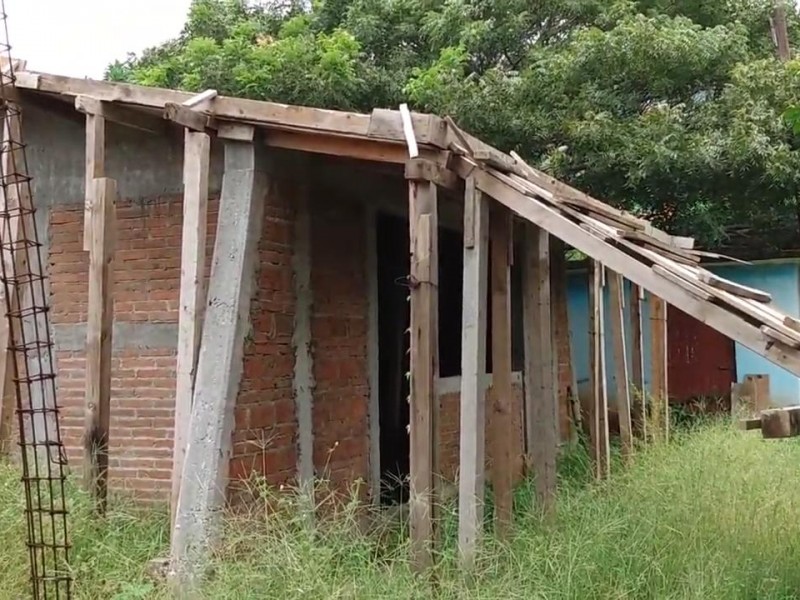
1,422,800,598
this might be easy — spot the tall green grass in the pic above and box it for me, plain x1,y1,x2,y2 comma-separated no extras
2,422,800,599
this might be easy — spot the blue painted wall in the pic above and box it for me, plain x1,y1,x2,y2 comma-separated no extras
565,260,800,406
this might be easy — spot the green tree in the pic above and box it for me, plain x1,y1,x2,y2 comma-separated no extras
109,0,800,249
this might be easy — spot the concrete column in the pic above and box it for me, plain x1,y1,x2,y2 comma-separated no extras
169,140,266,590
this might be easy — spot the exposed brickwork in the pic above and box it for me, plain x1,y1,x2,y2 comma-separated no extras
230,178,298,490
56,349,178,501
309,195,369,491
437,381,525,482
49,197,221,501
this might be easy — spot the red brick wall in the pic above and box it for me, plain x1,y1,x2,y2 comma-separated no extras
50,197,219,501
310,195,369,491
437,379,525,483
230,178,298,489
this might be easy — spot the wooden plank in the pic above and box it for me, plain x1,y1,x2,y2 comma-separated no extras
651,264,715,301
629,284,645,440
762,325,800,349
698,271,772,303
83,177,116,513
740,417,762,431
408,179,439,572
16,71,442,145
783,315,800,333
404,158,459,191
489,204,514,536
170,131,211,529
217,122,255,141
264,129,417,164
649,294,669,442
608,271,633,460
621,230,700,265
182,89,218,109
164,102,210,132
83,113,105,251
523,223,558,514
467,168,800,377
588,261,610,479
75,95,165,133
457,177,489,568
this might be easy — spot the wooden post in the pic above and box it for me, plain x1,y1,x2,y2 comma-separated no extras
608,271,633,461
588,261,610,479
83,177,116,513
83,114,105,251
457,177,488,567
408,177,439,572
489,204,514,537
523,224,558,514
171,131,210,528
629,283,645,440
649,294,669,442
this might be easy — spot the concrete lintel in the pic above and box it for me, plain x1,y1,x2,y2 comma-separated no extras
170,139,267,590
53,322,178,352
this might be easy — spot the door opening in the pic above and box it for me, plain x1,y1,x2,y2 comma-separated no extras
375,211,464,505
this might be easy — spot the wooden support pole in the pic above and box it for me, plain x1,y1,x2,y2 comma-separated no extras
489,204,514,537
457,177,488,567
83,114,105,252
408,177,439,572
589,261,610,480
83,177,116,513
629,283,645,440
170,131,211,528
649,294,669,442
608,271,633,461
523,224,558,514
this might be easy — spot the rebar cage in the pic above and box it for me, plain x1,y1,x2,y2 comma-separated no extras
0,3,72,598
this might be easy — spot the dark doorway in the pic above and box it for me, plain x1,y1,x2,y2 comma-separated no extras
375,211,464,505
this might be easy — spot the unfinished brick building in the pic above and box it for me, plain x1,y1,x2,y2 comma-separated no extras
7,68,800,585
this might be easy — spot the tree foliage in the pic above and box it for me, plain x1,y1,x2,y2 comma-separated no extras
108,0,800,248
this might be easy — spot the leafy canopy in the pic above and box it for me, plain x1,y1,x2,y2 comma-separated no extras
108,0,800,250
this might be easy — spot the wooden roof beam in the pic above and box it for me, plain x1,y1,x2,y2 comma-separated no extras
163,90,219,132
467,163,800,377
75,95,166,134
15,71,443,148
163,102,212,132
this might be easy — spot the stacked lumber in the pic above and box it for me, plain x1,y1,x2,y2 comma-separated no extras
456,142,800,356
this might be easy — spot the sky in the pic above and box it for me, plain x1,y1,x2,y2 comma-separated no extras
4,0,193,78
